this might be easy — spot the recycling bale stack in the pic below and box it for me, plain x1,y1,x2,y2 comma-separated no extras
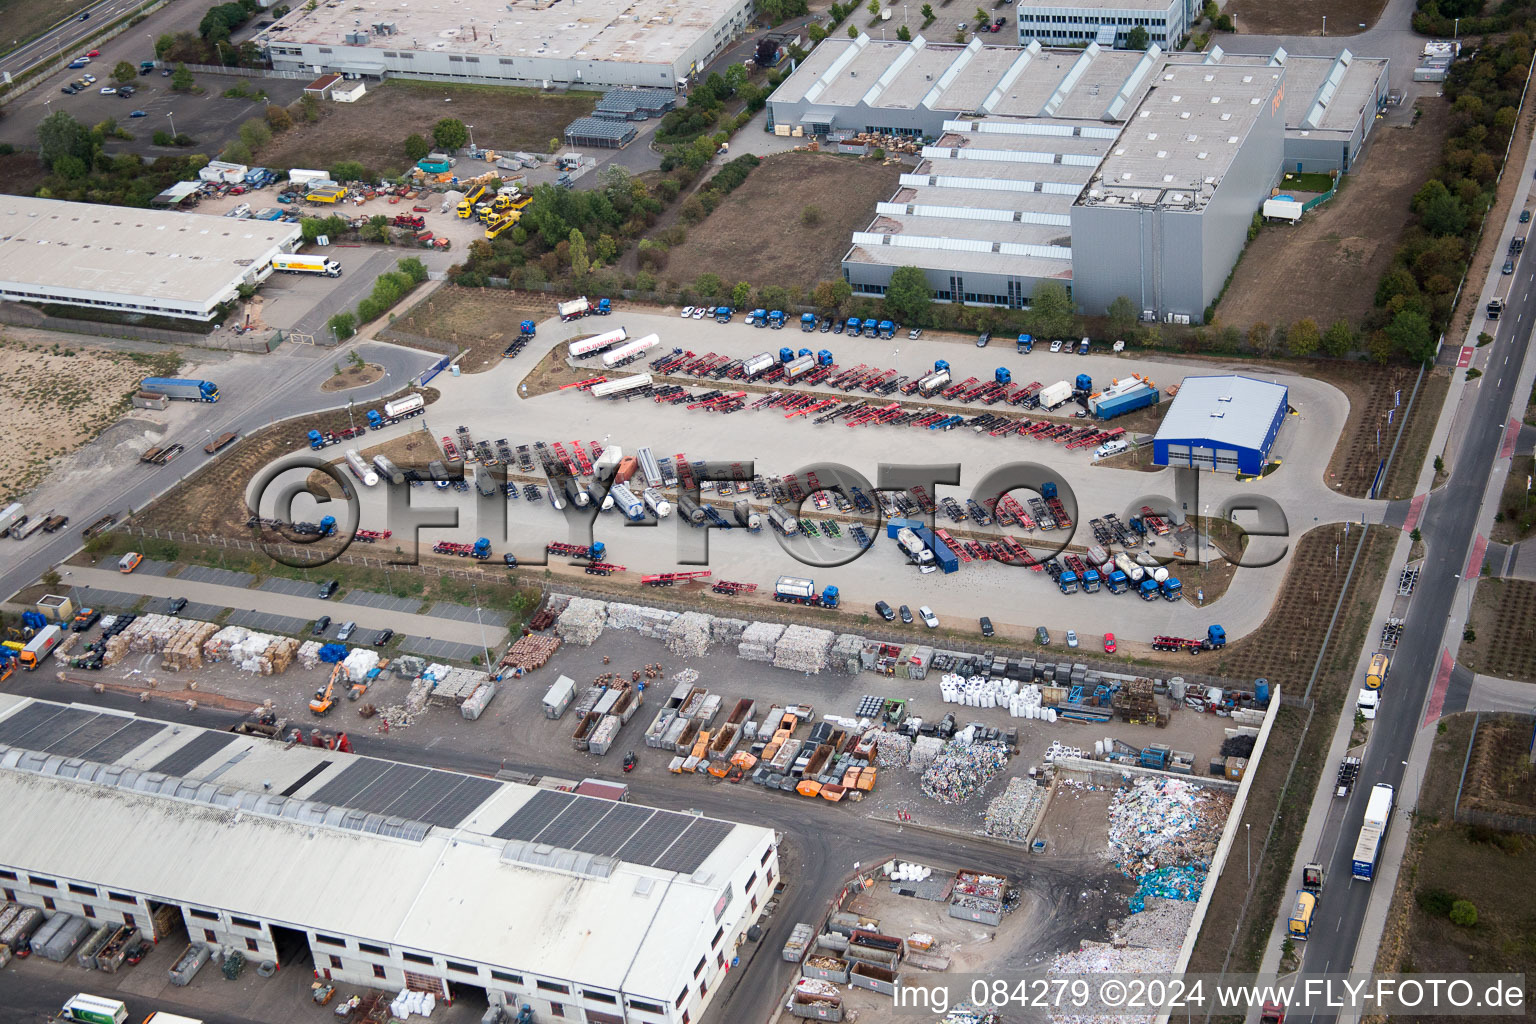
738,621,784,662
202,626,299,675
772,624,834,674
605,602,678,639
829,633,865,674
907,735,943,771
158,620,220,672
555,598,606,645
461,680,497,720
983,777,1047,842
710,617,748,646
919,741,1009,804
666,612,713,657
297,640,324,670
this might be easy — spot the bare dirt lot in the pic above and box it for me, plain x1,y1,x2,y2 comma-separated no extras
0,148,49,198
0,334,180,504
660,153,904,293
1460,578,1536,678
1375,714,1535,1019
1215,102,1451,332
1223,0,1388,35
256,82,596,179
388,287,549,374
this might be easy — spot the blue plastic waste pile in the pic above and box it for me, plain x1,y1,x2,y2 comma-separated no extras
318,644,348,663
1128,864,1207,913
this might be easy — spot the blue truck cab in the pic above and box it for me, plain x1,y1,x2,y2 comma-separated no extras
768,310,787,329
1058,570,1079,594
595,298,612,315
846,317,862,337
934,359,950,372
878,320,895,339
1075,373,1093,392
1082,569,1101,592
748,308,767,327
520,319,536,337
820,584,840,608
780,347,796,364
817,349,834,365
1139,578,1160,600
995,367,1012,385
1107,570,1129,594
1162,577,1183,601
801,313,817,331
1017,333,1034,353
1041,481,1057,499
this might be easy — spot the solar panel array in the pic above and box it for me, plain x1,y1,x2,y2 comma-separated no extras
0,704,162,762
309,759,499,829
150,731,236,776
492,790,734,874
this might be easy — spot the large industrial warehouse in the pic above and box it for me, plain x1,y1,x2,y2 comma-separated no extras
1152,374,1290,473
0,196,301,321
0,697,777,1024
767,35,1387,321
261,0,753,91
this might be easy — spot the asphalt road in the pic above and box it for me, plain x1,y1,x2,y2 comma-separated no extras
0,677,1111,1024
1288,206,1536,1007
0,339,435,606
0,0,134,80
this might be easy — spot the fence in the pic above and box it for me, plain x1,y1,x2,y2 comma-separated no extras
1451,712,1536,835
173,63,313,80
119,526,500,583
0,303,280,352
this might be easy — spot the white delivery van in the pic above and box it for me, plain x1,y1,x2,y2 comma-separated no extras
1095,439,1130,459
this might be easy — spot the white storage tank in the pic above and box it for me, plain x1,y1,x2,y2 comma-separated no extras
344,449,378,486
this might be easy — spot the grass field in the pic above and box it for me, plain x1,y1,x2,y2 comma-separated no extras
1278,170,1335,194
257,81,596,179
0,0,95,54
659,152,904,293
1216,103,1451,331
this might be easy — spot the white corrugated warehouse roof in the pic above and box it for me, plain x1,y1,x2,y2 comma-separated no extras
1154,375,1289,451
0,195,299,312
0,696,772,1001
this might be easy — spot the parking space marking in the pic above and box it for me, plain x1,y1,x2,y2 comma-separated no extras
428,601,509,627
257,577,314,598
69,587,141,611
136,559,176,577
341,590,419,614
399,635,484,662
227,609,312,635
178,602,224,623
180,566,257,589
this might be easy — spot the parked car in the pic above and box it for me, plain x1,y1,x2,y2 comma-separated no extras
312,615,332,635
100,86,116,94
129,109,147,117
899,604,913,624
875,600,895,621
1050,339,1063,352
1504,259,1516,274
979,616,994,637
833,320,844,334
82,74,96,83
1066,629,1079,648
336,621,357,641
503,552,518,567
680,306,695,318
166,597,188,615
908,327,923,340
1103,632,1117,653
372,628,395,646
975,331,991,348
318,579,338,599
86,49,100,57
918,605,939,629
692,306,706,319
117,85,134,96
162,68,173,75
1036,626,1051,646
1524,209,1532,223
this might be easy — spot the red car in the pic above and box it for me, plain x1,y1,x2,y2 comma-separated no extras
1103,633,1117,653
86,49,100,57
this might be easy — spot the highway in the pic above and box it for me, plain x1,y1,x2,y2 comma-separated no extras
1278,163,1536,1018
0,0,143,82
0,339,435,609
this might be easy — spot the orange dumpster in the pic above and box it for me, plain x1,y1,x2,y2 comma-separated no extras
796,780,822,797
820,783,846,802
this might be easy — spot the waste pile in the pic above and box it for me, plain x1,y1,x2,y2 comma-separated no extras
201,626,299,675
772,624,834,674
342,648,380,683
875,730,912,768
1220,733,1256,758
605,602,678,639
296,640,324,670
936,1005,1004,1024
1049,939,1180,1013
666,612,713,657
1128,865,1206,913
920,741,1010,804
392,655,425,678
672,668,699,686
908,735,943,771
738,621,784,662
984,777,1047,841
1113,896,1197,947
1044,740,1088,763
1106,777,1230,878
461,680,497,720
425,664,489,702
102,614,218,669
555,597,606,645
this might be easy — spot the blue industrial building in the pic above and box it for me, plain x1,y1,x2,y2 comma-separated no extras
1152,375,1289,474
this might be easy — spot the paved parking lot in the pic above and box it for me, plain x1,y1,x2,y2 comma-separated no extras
179,566,256,589
135,559,176,577
427,601,509,627
69,587,141,611
227,609,312,635
177,601,224,622
341,590,421,614
257,577,315,598
399,635,485,663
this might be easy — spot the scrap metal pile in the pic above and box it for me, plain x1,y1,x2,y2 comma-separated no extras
919,739,1010,804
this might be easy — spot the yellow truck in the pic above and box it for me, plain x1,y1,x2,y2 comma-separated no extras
305,185,347,204
1365,652,1390,690
485,211,520,239
456,183,487,218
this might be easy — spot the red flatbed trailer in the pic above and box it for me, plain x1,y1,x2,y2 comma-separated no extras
562,376,607,391
711,580,758,595
642,570,713,586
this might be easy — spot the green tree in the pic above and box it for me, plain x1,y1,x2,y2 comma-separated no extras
921,2,934,19
238,118,271,152
37,111,93,171
1387,308,1437,364
171,64,195,92
1203,1,1218,20
1247,320,1273,354
725,64,748,93
361,214,391,243
897,25,911,40
1126,25,1150,50
1026,281,1074,339
111,61,137,85
1215,13,1233,31
868,0,880,16
594,234,619,265
813,278,852,313
694,272,723,298
266,104,293,132
1449,900,1478,927
568,228,589,278
397,257,429,284
885,265,933,325
730,281,752,309
327,311,357,340
1107,295,1138,338
974,7,988,23
809,23,828,43
52,154,88,180
849,24,859,38
300,94,320,122
1287,318,1320,357
404,134,430,161
331,160,366,183
432,117,468,151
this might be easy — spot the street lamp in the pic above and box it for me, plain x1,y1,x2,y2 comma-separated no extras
470,581,492,669
1245,822,1251,880
167,111,176,139
1321,15,1326,37
466,123,475,151
1454,17,1461,39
